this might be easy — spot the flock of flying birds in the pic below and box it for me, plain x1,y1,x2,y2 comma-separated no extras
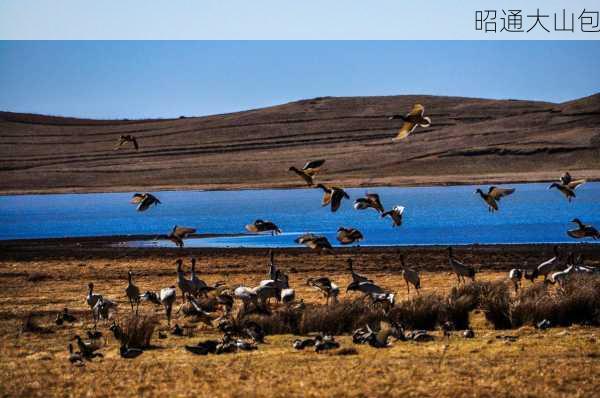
126,121,597,250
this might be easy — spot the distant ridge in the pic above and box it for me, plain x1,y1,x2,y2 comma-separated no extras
1,94,598,194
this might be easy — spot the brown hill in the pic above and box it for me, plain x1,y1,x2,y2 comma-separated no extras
1,94,599,194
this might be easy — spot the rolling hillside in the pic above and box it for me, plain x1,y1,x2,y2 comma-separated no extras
1,94,599,194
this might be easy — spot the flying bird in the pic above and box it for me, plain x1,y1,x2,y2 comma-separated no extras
288,159,326,186
245,219,282,235
354,193,385,213
567,218,600,240
336,227,364,245
475,186,515,212
560,172,587,190
168,225,196,248
114,135,139,151
381,206,405,227
389,103,432,141
549,172,586,202
316,184,349,212
130,193,161,212
295,233,334,254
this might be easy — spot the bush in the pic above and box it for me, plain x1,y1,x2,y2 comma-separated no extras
479,281,512,329
511,274,600,327
299,299,382,335
390,294,445,330
117,313,158,348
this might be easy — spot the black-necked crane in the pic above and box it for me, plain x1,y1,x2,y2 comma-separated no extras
314,335,340,352
68,344,84,366
245,219,282,235
567,218,600,240
475,186,515,212
316,184,349,212
537,245,561,281
234,286,259,313
125,271,141,314
293,338,316,350
508,268,523,293
86,283,102,320
168,225,196,248
354,193,385,214
120,344,143,359
176,259,195,301
307,277,340,305
288,159,326,186
267,250,277,280
295,233,334,254
381,205,405,227
93,296,117,323
447,247,476,284
73,335,103,360
159,286,177,326
400,254,420,295
549,254,577,287
347,258,372,283
389,103,432,141
336,227,364,245
346,280,385,295
130,193,161,212
114,134,139,151
190,257,208,296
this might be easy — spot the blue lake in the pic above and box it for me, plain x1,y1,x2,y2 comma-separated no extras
0,183,598,247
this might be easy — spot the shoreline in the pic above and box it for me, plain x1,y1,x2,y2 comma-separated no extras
2,237,599,267
1,174,599,196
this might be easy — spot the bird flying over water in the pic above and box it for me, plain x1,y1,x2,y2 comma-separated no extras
549,172,586,202
288,159,326,186
130,193,161,212
316,184,349,212
245,219,282,235
295,233,334,254
168,225,196,248
475,186,515,212
567,218,600,240
381,206,405,227
389,104,431,141
336,227,364,245
114,135,139,151
354,193,385,213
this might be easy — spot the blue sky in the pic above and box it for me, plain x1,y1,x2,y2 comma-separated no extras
1,41,599,119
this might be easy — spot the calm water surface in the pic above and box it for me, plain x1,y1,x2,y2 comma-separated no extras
0,183,598,247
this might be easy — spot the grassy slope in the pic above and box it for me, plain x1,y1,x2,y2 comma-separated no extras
1,93,599,194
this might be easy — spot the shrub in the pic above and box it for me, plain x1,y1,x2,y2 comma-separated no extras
299,299,382,335
117,313,158,348
390,293,445,330
479,281,512,329
511,274,600,327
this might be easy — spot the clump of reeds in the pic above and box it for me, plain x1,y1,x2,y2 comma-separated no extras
479,281,512,329
389,293,445,330
299,299,382,335
245,305,303,335
117,313,158,348
511,274,600,327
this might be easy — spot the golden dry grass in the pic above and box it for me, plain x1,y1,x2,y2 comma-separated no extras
1,248,600,397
